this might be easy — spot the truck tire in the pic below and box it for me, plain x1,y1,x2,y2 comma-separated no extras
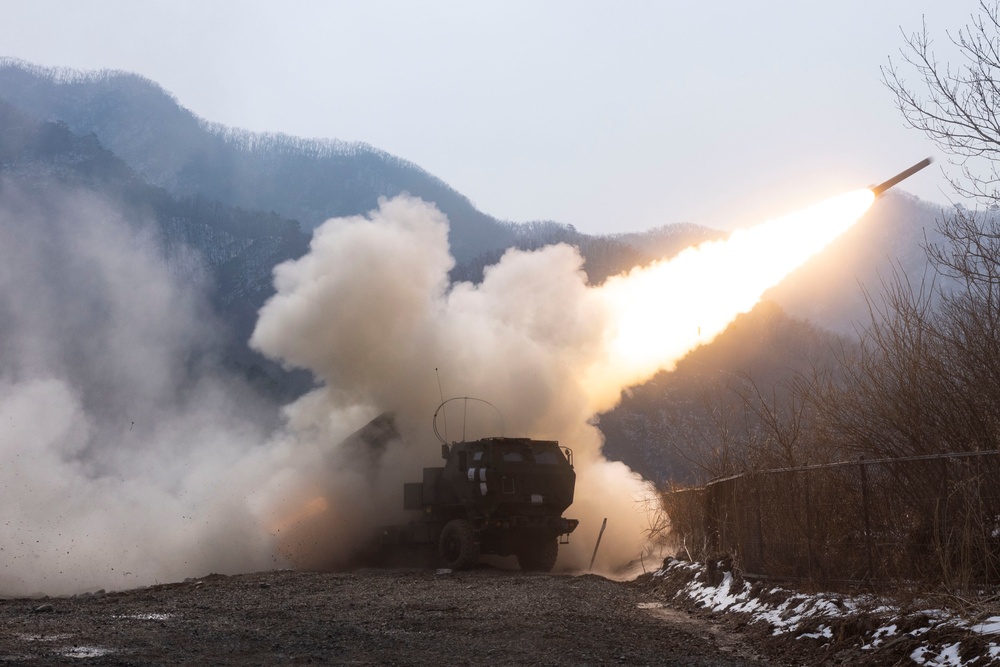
516,532,558,572
438,519,479,569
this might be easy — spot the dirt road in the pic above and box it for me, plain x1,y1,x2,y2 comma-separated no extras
0,567,776,666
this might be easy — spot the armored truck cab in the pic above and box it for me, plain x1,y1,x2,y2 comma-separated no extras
393,437,579,571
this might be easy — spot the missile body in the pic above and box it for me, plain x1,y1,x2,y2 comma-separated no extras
871,158,933,197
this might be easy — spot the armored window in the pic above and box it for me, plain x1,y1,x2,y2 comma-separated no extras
533,451,561,465
502,451,524,462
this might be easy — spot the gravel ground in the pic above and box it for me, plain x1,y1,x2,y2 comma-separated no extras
0,566,779,666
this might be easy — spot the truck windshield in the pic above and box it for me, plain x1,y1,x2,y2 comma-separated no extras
533,450,563,465
494,444,529,464
492,443,567,465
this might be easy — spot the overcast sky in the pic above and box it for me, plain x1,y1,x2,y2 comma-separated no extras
0,1,981,233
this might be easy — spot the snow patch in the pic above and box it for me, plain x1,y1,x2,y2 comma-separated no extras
117,612,172,621
18,633,73,642
797,625,832,640
863,623,897,650
972,616,1000,635
62,645,113,659
653,558,999,666
911,642,962,666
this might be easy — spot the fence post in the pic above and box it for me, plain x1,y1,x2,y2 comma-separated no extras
705,483,719,554
716,482,736,551
755,480,765,570
805,469,813,581
939,456,949,585
860,457,874,582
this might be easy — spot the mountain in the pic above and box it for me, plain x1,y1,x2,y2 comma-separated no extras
0,58,954,486
597,300,850,484
0,61,720,402
0,58,725,272
598,194,957,484
0,99,312,399
452,220,725,285
0,58,513,263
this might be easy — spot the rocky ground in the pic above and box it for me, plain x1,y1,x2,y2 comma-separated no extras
0,566,778,666
15,557,991,666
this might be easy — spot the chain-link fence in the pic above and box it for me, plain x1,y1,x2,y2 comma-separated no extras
663,451,1000,588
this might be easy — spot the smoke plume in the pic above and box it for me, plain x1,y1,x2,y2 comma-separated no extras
0,180,284,595
0,182,872,595
249,190,875,572
250,196,653,571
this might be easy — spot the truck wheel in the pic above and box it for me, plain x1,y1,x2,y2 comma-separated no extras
438,519,479,569
516,533,558,572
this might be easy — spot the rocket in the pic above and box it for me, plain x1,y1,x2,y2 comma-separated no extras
870,158,933,197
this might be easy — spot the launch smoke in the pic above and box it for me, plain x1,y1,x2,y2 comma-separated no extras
250,190,876,572
0,181,875,595
0,182,278,595
250,196,652,570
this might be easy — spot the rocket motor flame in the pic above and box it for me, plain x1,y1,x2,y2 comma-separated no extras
584,188,876,403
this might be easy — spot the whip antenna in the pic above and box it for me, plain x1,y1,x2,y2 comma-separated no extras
435,367,448,443
432,397,505,445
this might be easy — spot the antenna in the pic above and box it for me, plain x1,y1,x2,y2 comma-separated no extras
432,397,505,445
435,367,448,443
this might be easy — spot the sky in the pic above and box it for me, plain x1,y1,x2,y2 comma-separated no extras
0,1,982,234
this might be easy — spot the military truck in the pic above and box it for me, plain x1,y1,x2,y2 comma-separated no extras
382,436,579,571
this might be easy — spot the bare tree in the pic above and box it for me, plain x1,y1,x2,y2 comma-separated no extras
884,1,1000,203
870,2,1000,456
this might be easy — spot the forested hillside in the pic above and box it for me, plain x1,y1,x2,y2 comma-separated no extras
0,59,513,263
598,301,849,483
0,99,311,399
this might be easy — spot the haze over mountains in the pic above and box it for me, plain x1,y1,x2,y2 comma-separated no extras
0,58,949,483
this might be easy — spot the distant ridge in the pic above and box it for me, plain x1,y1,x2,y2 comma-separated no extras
0,58,512,261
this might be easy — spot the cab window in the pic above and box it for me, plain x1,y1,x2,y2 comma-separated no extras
535,452,559,466
533,448,563,465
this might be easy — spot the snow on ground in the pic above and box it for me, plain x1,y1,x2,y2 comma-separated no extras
650,558,1000,666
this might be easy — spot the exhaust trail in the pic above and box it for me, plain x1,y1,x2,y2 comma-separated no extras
585,189,876,405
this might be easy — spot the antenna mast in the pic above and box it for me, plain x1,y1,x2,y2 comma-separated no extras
435,368,448,442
